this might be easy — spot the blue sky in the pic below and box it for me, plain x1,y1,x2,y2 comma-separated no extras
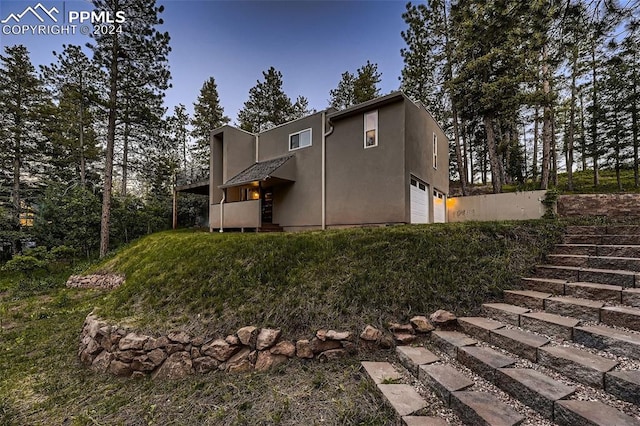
1,0,409,124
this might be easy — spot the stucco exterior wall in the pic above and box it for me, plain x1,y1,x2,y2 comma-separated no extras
447,190,547,222
257,113,324,228
211,200,261,229
326,100,406,225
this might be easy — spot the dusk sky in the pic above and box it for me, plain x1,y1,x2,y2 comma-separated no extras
1,0,409,125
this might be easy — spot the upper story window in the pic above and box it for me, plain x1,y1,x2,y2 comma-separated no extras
289,128,312,151
433,133,438,169
364,110,378,148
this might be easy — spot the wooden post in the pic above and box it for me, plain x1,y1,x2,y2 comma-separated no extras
172,189,178,229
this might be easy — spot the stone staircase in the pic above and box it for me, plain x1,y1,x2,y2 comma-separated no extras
363,225,640,425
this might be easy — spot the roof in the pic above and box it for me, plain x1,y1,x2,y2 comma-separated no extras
220,155,294,188
327,91,406,121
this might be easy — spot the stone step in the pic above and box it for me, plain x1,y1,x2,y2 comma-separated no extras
457,317,504,342
607,225,640,235
601,234,640,245
361,361,403,384
565,225,607,235
377,383,429,417
520,312,580,341
536,264,639,287
450,391,525,426
402,416,450,426
396,346,439,377
605,370,640,405
601,305,640,332
548,254,640,272
521,277,566,295
564,282,622,303
495,368,575,419
537,345,618,388
563,234,600,244
429,331,477,358
598,245,640,258
490,328,549,362
457,346,517,383
554,244,598,256
481,303,530,326
547,254,590,268
419,364,474,407
623,288,640,307
554,400,640,426
573,325,640,359
503,290,551,310
544,296,604,322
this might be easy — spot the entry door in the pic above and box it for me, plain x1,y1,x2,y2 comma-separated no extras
433,190,446,223
410,177,429,224
261,189,273,224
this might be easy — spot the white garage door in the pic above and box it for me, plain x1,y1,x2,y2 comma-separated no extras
410,177,428,224
433,190,446,223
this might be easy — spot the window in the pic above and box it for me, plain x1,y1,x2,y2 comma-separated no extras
432,133,438,169
289,128,312,151
364,110,378,148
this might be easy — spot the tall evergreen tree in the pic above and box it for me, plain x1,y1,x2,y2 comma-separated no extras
329,71,356,109
329,61,382,109
89,0,171,257
191,77,228,168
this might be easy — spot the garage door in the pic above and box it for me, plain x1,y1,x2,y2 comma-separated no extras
410,177,428,224
433,190,446,223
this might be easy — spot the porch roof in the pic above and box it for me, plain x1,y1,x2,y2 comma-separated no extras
219,155,295,189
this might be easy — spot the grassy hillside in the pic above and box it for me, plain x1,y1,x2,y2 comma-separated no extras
94,222,563,337
0,221,564,425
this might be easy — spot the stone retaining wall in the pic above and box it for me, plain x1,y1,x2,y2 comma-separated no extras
558,194,640,218
66,274,125,290
78,311,453,379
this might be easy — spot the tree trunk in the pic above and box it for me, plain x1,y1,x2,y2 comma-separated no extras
551,109,557,187
533,107,539,181
79,72,86,187
591,44,599,187
100,33,119,258
540,45,552,190
580,92,587,171
122,109,130,196
484,113,502,193
632,51,639,188
463,124,470,184
567,48,578,191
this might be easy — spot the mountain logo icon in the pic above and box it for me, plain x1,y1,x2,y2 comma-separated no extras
1,3,60,24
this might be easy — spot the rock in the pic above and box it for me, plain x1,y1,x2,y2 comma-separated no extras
378,334,395,349
101,332,121,351
430,310,457,327
165,343,185,355
168,331,191,344
237,326,258,347
248,350,258,364
318,349,347,361
388,323,414,334
201,339,239,362
152,351,193,380
270,341,296,357
190,347,201,359
316,329,328,341
91,351,114,373
193,356,219,374
144,336,170,351
410,316,435,333
256,328,281,350
226,347,251,370
147,349,167,366
296,340,314,359
131,371,146,379
131,356,156,372
326,330,352,341
191,336,206,346
394,332,417,344
309,337,341,354
254,351,287,372
225,335,240,346
85,337,102,355
109,360,132,377
119,333,149,351
115,350,144,363
360,325,383,342
341,341,358,355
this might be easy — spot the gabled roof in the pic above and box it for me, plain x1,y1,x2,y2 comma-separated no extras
220,155,294,188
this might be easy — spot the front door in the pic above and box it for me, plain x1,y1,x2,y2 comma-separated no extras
261,189,273,224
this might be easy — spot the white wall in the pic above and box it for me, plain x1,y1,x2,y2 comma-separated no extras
447,190,547,222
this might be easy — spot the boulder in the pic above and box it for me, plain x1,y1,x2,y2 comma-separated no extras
131,356,156,372
326,330,352,341
225,335,240,346
270,341,296,357
144,336,170,351
202,339,239,362
388,323,414,334
147,349,167,366
193,356,219,374
226,347,253,373
310,337,341,354
168,331,191,344
91,351,114,373
237,326,258,347
316,329,328,341
254,351,287,372
109,360,132,377
410,316,435,333
152,351,193,380
360,325,382,342
296,340,314,359
430,309,457,327
119,333,149,351
165,343,185,355
256,328,281,350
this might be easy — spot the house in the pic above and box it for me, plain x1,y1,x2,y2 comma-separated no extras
174,91,449,232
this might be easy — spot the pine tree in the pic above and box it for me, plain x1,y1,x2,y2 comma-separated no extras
89,0,171,257
191,77,228,168
0,45,46,238
329,61,381,109
329,71,356,109
238,67,303,133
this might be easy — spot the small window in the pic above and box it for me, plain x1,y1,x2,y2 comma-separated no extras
364,110,378,148
419,183,425,191
433,133,438,169
411,179,417,187
289,128,312,151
